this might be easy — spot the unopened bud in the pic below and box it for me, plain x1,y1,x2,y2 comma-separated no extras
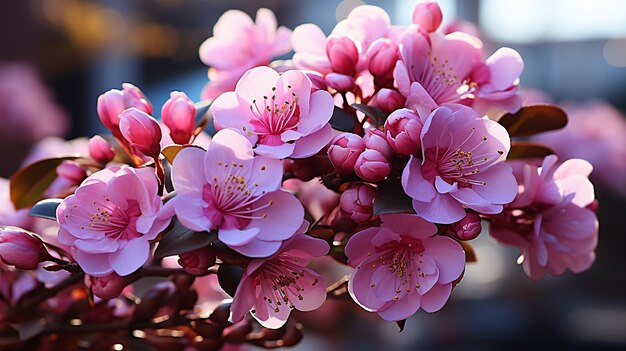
354,149,391,182
363,129,393,160
339,183,376,223
161,91,196,145
90,272,129,300
327,133,365,174
88,135,115,164
119,108,162,158
384,108,423,156
412,1,443,32
326,37,359,76
0,228,49,270
449,211,482,240
178,247,216,275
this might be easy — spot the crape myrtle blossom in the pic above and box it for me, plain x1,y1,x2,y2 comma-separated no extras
230,224,329,329
166,129,304,257
57,167,170,277
402,104,517,224
212,66,334,159
490,155,598,280
199,8,292,100
346,214,465,321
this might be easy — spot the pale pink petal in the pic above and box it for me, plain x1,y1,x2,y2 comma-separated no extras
230,275,256,322
296,90,334,135
254,142,295,159
211,92,256,139
218,227,260,247
419,282,452,313
348,260,386,311
412,193,466,224
345,227,379,266
251,191,304,241
229,239,282,258
401,156,436,202
75,251,114,277
470,162,518,205
173,194,212,231
380,214,438,240
290,124,333,158
423,236,465,284
287,268,326,311
171,146,207,194
109,238,149,276
486,48,523,90
235,66,281,107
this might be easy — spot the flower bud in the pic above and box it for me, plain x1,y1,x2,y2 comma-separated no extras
363,129,393,160
88,135,115,164
412,1,443,32
327,133,365,174
119,108,162,158
90,272,129,299
449,211,482,240
326,37,359,76
354,149,391,182
0,228,48,270
178,247,216,275
340,183,376,223
384,108,423,156
325,73,355,92
366,38,398,87
305,71,328,91
56,161,87,184
161,91,196,145
97,83,152,132
375,89,405,114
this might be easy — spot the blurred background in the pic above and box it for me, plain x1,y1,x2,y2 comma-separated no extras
1,0,625,350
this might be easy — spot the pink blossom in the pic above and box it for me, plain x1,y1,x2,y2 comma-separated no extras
199,8,292,100
161,91,196,145
230,226,329,329
0,227,49,270
384,108,424,156
490,155,598,280
88,135,115,164
56,161,87,184
97,83,153,132
212,66,334,159
472,48,525,114
448,211,482,240
57,167,170,277
325,72,355,92
373,88,405,114
89,272,129,299
346,214,465,321
366,38,398,87
327,132,365,174
412,1,443,32
339,183,376,223
354,149,391,182
363,129,393,160
327,37,359,76
166,129,304,257
119,108,162,158
401,105,517,224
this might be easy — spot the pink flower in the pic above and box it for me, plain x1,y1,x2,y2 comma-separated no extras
199,8,292,100
161,91,196,145
366,38,398,87
88,135,115,164
119,108,162,158
0,227,49,270
56,161,87,184
490,155,598,280
89,272,129,300
384,108,424,156
471,48,525,114
212,67,334,159
230,227,329,329
402,105,517,224
97,83,153,132
354,149,391,182
339,183,376,223
345,214,465,321
166,129,304,257
178,247,216,275
57,167,170,277
363,129,393,160
327,133,365,174
373,88,405,114
327,37,359,76
412,1,443,32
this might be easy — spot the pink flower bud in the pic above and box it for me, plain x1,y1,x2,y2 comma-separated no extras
449,211,482,240
328,133,365,174
119,108,162,158
97,83,152,132
0,228,48,270
366,38,398,87
88,135,115,164
325,73,355,92
384,108,423,156
354,149,391,182
340,183,376,223
305,71,328,91
363,129,393,160
178,247,216,275
161,91,196,145
326,37,359,76
90,272,129,300
412,1,443,32
375,89,405,114
56,161,87,184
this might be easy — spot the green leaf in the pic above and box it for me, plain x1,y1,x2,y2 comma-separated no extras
217,264,244,297
352,103,387,126
498,104,568,137
373,178,414,216
10,156,83,209
29,198,63,221
507,142,554,160
154,218,215,259
330,106,356,132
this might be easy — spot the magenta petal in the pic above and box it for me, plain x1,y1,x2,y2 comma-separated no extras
282,231,330,259
376,293,421,321
412,193,465,224
423,236,465,284
371,265,399,302
420,282,452,313
402,156,436,202
229,239,282,258
471,162,518,205
75,251,114,277
290,124,333,158
218,227,260,247
393,61,411,96
109,238,149,276
348,260,386,311
230,275,256,323
251,191,304,241
380,214,438,240
288,268,326,311
345,227,379,267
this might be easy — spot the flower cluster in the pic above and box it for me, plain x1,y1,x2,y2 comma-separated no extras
0,2,600,350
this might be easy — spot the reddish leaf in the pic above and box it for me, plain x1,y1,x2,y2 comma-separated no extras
498,104,567,137
508,142,554,160
460,241,477,263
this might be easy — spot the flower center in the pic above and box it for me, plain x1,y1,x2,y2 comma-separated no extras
86,199,142,240
248,85,300,145
412,56,474,104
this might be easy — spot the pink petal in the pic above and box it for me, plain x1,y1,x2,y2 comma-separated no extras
292,24,327,56
173,194,212,231
247,157,283,196
401,156,436,202
277,70,311,116
109,238,149,276
282,231,330,259
296,90,334,135
254,142,295,159
218,227,260,247
348,260,386,311
412,193,466,224
235,66,280,107
560,175,595,207
272,26,293,57
229,239,282,258
345,227,380,267
290,124,333,158
393,61,411,96
75,251,114,277
171,146,207,194
230,275,256,322
251,190,304,241
419,282,452,312
380,214,438,240
376,292,421,321
423,236,465,284
74,237,119,254
486,48,523,90
288,268,326,311
471,162,518,205
210,93,256,143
